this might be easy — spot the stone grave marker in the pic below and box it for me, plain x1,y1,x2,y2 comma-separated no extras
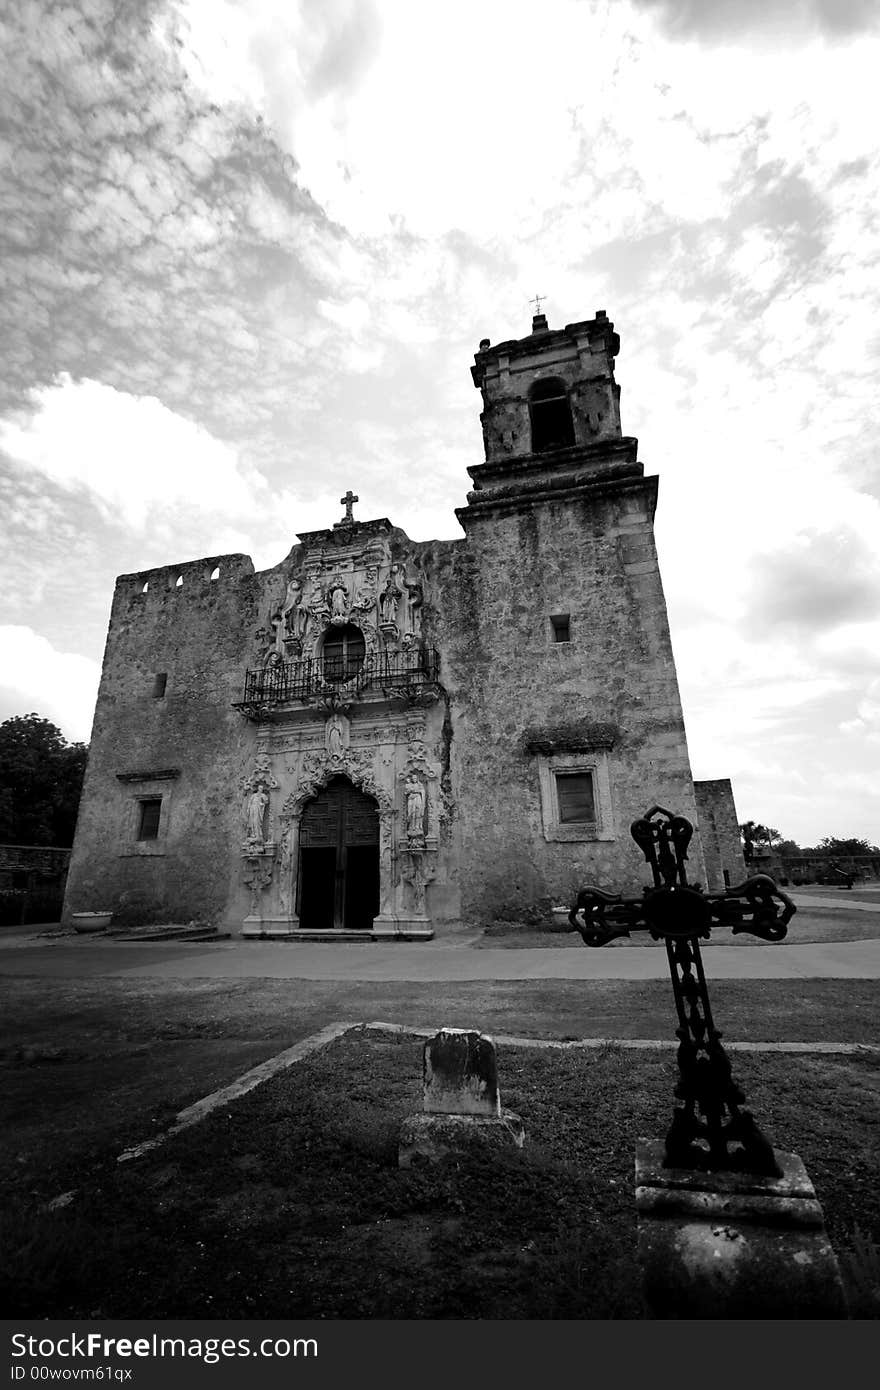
398,1027,525,1166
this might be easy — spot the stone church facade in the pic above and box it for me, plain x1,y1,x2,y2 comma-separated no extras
63,309,743,937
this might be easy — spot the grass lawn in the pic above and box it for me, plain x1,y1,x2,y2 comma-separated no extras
480,904,880,946
2,971,878,1319
2,975,878,1202
2,1027,878,1319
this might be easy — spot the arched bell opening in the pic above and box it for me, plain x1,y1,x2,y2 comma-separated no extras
529,375,575,452
296,776,380,930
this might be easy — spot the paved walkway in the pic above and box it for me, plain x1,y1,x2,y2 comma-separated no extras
1,934,879,981
2,891,879,982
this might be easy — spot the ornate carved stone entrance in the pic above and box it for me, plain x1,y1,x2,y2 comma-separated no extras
297,776,379,930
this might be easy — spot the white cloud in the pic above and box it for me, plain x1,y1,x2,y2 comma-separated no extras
0,377,264,529
0,626,100,744
5,0,880,850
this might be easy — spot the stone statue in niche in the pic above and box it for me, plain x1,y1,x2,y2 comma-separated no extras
244,786,269,845
328,578,349,623
282,577,308,646
325,711,349,758
404,775,426,838
379,565,404,625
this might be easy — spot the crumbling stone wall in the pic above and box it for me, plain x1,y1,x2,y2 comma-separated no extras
63,554,259,925
693,778,746,892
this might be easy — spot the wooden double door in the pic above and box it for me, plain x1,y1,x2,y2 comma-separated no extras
297,777,380,930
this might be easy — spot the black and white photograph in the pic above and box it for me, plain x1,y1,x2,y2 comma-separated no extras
1,0,878,1356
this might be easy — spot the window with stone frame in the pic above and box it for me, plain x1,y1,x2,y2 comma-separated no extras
117,770,178,857
536,752,615,842
321,624,366,682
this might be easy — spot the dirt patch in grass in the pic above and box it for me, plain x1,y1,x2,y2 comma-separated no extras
2,1029,877,1319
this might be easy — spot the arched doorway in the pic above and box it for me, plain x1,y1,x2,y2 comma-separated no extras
296,776,380,930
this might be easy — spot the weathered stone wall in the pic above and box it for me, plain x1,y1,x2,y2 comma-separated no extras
425,481,705,921
693,778,746,892
63,553,260,925
66,495,706,930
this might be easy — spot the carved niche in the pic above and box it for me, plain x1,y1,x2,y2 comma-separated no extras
398,740,440,845
258,529,429,680
240,754,279,853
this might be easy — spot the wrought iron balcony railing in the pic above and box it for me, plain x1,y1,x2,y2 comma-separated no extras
236,647,441,713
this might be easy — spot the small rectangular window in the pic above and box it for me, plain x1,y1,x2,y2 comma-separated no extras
152,673,167,698
550,614,571,643
137,799,162,841
556,773,595,824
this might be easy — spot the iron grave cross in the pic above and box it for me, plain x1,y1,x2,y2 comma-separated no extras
568,806,797,1176
340,490,358,523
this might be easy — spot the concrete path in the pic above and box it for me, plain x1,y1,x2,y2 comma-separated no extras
2,888,879,982
1,934,880,981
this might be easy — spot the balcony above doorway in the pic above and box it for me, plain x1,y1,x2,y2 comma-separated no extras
234,647,442,721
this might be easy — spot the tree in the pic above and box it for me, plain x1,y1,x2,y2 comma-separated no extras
813,836,880,857
740,821,757,860
775,839,802,857
0,714,88,847
740,821,781,860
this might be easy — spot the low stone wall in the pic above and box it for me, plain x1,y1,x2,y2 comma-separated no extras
0,844,71,925
753,853,880,885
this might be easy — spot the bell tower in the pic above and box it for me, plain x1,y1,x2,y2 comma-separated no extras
448,306,705,909
459,308,636,522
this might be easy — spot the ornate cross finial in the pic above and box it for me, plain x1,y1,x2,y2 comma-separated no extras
531,293,546,315
340,490,358,523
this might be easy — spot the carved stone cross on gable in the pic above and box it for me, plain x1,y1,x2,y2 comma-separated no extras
340,490,358,523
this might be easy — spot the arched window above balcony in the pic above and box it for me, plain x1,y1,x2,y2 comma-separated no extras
529,376,575,452
321,624,365,683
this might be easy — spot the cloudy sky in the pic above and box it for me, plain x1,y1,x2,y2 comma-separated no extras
2,0,879,848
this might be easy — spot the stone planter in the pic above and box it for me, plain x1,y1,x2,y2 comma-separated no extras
71,911,112,933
